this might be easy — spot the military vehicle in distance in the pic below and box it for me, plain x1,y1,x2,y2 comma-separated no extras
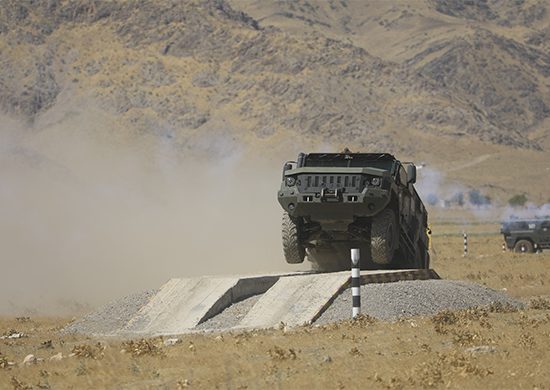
501,218,550,253
277,151,430,271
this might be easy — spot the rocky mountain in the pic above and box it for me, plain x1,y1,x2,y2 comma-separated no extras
0,0,549,200
231,0,550,149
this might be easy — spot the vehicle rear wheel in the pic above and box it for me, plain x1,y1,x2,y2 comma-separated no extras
371,208,398,265
514,239,534,253
282,212,305,264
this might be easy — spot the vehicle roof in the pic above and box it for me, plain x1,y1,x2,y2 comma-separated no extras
502,218,550,224
305,153,397,161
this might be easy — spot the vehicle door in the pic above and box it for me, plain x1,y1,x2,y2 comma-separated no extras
540,221,550,246
397,164,412,229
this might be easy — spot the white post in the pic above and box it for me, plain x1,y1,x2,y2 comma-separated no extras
351,248,361,318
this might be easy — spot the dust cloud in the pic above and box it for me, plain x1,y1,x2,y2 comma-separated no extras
0,109,306,315
416,167,468,207
501,203,550,220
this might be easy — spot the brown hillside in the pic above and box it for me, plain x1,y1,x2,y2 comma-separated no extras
0,0,549,201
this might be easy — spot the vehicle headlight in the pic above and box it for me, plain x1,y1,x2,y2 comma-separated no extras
371,177,380,186
286,177,296,186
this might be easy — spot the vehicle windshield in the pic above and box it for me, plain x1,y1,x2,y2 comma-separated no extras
502,220,540,230
303,153,395,170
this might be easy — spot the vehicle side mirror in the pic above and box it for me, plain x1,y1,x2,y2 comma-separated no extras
406,164,416,184
297,153,306,168
282,161,295,179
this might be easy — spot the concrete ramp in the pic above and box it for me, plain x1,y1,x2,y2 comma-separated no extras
235,269,439,330
123,275,279,335
238,272,349,329
66,269,441,336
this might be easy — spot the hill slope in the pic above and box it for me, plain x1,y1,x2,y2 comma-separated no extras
0,0,549,201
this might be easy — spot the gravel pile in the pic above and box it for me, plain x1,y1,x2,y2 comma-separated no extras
196,294,262,331
64,280,524,335
63,289,157,335
196,280,523,329
315,280,523,324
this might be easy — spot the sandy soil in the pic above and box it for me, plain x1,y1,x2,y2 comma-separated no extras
1,227,549,389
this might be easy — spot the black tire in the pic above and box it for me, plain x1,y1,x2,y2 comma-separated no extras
282,212,305,264
371,208,398,265
514,239,534,253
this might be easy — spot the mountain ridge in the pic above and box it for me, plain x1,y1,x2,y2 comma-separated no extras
0,0,549,201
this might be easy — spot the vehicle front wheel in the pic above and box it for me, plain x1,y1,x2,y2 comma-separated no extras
514,240,534,253
282,212,305,264
370,208,398,265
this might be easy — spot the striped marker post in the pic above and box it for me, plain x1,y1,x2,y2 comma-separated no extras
351,248,361,318
463,232,468,257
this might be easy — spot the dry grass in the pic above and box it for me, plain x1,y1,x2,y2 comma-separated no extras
120,339,165,358
431,229,550,298
0,222,549,389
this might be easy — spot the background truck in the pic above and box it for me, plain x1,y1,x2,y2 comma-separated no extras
501,218,550,253
277,151,430,271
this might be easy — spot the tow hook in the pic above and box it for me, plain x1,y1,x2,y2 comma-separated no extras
320,188,341,202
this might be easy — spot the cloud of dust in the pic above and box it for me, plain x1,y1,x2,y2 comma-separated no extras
415,166,499,222
416,167,469,206
0,110,306,315
501,203,550,221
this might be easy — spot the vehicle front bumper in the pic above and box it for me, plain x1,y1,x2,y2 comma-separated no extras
277,187,391,220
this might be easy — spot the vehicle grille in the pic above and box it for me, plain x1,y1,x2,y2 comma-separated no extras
297,174,365,193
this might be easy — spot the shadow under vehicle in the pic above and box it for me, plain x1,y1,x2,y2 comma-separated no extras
501,218,550,253
277,151,430,271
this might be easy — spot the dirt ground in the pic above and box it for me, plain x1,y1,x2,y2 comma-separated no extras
1,225,549,389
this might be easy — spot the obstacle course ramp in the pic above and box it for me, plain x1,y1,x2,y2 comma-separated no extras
238,272,349,329
235,269,439,330
68,269,440,336
122,275,279,335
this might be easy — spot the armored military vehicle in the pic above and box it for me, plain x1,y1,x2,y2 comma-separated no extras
277,151,430,271
501,218,550,253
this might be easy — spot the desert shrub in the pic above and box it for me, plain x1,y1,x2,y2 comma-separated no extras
468,190,491,206
426,193,439,206
488,301,519,313
450,191,464,206
0,352,9,369
268,345,297,360
529,297,550,310
71,343,105,359
431,310,458,326
121,339,164,358
508,194,528,207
